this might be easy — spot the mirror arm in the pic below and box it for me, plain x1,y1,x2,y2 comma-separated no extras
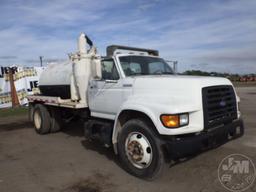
105,79,118,83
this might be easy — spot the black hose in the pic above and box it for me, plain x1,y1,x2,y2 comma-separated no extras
85,35,93,47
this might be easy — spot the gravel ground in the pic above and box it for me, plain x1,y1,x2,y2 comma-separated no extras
0,87,255,192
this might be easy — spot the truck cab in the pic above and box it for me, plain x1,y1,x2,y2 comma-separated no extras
28,34,244,180
88,53,173,118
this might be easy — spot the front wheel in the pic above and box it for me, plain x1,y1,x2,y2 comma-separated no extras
117,119,166,180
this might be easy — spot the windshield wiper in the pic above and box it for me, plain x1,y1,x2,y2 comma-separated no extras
161,72,173,75
129,73,147,76
129,72,173,76
151,72,173,75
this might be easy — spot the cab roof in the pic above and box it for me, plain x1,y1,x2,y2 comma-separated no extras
106,45,159,57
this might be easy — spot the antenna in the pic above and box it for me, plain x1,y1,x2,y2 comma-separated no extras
39,56,43,67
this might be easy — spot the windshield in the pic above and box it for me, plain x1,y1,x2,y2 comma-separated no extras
119,56,174,76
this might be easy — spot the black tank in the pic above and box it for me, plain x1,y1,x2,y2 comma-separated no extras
39,85,71,99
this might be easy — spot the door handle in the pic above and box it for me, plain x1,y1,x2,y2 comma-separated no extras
90,85,97,89
90,84,97,89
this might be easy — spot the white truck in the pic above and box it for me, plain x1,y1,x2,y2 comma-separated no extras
27,33,244,179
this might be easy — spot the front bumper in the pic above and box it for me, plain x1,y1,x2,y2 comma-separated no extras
164,119,244,159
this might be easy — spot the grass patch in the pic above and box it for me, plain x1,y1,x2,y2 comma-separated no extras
0,107,28,118
233,82,256,87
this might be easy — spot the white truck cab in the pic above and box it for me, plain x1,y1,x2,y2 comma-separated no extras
27,34,244,179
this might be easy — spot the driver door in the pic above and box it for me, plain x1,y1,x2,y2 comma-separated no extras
88,58,123,119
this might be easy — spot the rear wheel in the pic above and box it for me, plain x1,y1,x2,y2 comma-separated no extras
49,107,62,133
117,119,166,180
28,103,34,122
33,104,51,134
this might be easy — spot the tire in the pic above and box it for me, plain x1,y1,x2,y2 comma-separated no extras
33,104,51,134
49,107,62,133
117,119,166,180
28,103,34,122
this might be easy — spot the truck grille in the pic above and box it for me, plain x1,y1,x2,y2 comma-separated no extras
202,85,237,129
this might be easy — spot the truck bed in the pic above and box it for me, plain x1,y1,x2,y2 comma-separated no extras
27,95,88,109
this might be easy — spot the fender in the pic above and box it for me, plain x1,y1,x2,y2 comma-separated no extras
112,101,158,154
111,95,201,154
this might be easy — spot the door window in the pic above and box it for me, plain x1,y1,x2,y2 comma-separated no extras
121,62,142,76
101,59,119,80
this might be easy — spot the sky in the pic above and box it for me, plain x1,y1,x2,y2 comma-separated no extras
0,0,255,74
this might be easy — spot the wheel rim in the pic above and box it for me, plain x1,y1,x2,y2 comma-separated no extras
125,132,153,169
34,110,41,130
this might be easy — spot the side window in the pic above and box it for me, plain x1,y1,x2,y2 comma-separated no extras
101,59,119,80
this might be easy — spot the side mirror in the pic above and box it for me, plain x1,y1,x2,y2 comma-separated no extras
91,58,102,79
173,61,178,74
105,79,118,83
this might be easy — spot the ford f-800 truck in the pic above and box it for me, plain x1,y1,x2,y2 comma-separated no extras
27,33,244,179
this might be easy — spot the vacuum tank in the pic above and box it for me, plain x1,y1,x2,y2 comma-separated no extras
39,33,102,106
39,61,73,99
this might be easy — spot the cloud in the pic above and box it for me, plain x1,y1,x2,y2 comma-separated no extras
0,56,17,59
0,0,255,74
138,1,159,11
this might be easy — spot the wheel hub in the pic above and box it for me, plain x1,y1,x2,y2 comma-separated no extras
127,140,144,162
125,132,153,169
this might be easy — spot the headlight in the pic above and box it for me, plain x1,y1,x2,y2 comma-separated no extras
179,114,189,126
160,113,189,128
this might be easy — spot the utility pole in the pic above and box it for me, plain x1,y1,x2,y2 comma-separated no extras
39,56,43,67
9,67,20,108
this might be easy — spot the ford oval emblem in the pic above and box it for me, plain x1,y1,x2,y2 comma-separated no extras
220,100,226,107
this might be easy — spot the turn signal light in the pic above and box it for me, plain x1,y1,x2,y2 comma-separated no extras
160,113,189,128
160,115,179,128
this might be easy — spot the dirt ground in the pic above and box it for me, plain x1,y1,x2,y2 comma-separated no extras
0,87,255,192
